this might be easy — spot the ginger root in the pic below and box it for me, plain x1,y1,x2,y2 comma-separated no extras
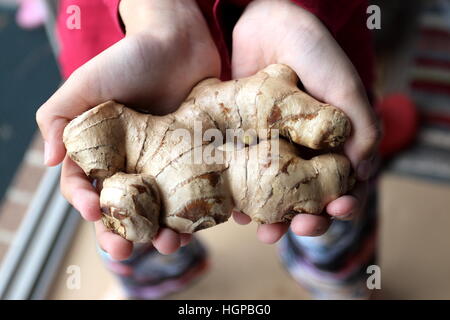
63,64,353,243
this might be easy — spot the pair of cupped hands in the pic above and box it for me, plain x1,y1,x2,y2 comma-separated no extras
36,0,380,260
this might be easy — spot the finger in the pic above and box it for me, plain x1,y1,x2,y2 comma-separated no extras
290,214,331,237
39,118,68,167
344,122,380,181
180,233,193,247
61,156,102,221
349,181,369,218
256,223,289,244
327,181,368,221
152,228,181,255
326,195,359,220
95,221,133,261
232,210,252,225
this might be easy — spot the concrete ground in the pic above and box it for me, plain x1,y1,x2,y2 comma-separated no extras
48,173,450,300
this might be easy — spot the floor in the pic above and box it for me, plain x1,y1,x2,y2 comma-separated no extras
48,173,450,300
49,213,310,300
378,174,450,299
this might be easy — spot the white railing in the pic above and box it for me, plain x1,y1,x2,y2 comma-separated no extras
0,166,80,299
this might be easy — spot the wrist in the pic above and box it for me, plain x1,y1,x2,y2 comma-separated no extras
118,0,157,35
243,0,321,29
119,0,198,36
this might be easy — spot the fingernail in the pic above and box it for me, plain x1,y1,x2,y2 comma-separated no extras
357,159,372,180
337,211,354,220
331,209,354,220
44,141,50,165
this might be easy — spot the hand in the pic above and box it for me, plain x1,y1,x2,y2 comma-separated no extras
231,0,381,243
36,0,220,260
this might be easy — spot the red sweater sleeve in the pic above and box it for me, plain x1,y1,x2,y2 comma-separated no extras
103,0,124,34
56,0,124,79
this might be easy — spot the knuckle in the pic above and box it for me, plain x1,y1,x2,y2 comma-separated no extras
59,175,72,204
59,184,69,203
35,106,46,129
340,80,366,101
69,66,84,81
366,121,383,146
232,19,250,43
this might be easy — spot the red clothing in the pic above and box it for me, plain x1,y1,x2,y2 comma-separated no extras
56,0,374,90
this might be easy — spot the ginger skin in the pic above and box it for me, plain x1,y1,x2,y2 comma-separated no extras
63,64,353,243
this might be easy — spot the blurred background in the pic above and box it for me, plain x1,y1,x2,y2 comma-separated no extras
0,0,449,300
